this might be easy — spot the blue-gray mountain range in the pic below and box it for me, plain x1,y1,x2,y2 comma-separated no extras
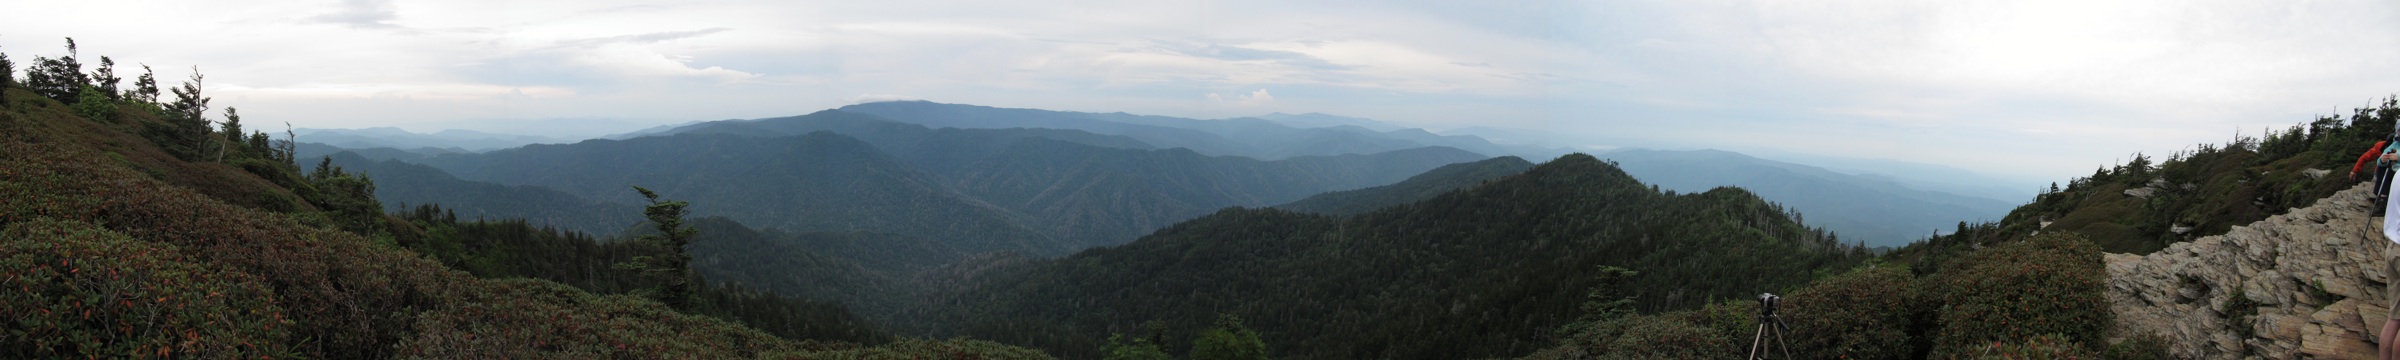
305,100,2018,249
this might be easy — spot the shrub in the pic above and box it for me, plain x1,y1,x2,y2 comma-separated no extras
1970,333,2099,359
1532,301,1754,359
1928,233,2111,356
0,218,295,358
2103,331,2172,360
1784,264,1924,359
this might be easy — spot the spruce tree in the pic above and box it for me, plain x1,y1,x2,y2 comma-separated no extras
1,48,13,110
166,68,211,161
127,64,158,104
90,56,120,101
1,47,14,89
618,186,698,311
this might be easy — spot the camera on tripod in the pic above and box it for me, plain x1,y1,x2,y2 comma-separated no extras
1750,293,1791,359
1756,293,1780,317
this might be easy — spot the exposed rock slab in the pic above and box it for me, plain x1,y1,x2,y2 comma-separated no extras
2108,183,2388,359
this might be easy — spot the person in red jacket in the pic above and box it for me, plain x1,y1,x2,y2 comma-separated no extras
2353,138,2397,216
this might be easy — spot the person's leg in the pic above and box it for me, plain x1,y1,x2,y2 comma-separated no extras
2386,245,2400,359
2378,169,2394,216
2386,319,2400,359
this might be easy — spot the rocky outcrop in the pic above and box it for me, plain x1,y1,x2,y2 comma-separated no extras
2108,183,2389,359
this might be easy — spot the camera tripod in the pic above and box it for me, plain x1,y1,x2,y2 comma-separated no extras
1749,293,1792,360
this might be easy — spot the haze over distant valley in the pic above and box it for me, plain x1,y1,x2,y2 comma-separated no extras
15,1,2400,358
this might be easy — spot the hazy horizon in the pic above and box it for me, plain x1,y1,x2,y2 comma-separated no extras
9,0,2400,183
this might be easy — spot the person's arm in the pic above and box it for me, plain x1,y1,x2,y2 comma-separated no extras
2355,140,2389,179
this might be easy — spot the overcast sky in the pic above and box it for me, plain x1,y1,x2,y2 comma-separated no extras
7,0,2400,183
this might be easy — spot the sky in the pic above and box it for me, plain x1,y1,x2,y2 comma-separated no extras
6,0,2400,183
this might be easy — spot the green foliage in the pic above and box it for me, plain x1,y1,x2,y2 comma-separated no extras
1783,264,1926,359
304,155,386,235
0,218,296,358
0,84,1049,358
618,185,700,311
88,56,119,102
2103,332,2172,360
394,204,892,344
126,64,159,105
927,154,1870,359
323,151,641,235
2220,285,2262,341
800,337,1056,359
1554,265,1639,337
23,38,88,105
70,85,111,122
1100,334,1173,360
1526,300,1756,359
1892,96,2400,260
1968,333,2098,360
1926,233,2110,356
394,112,1484,256
1187,314,1268,360
1,48,14,90
1278,156,1535,215
162,68,210,161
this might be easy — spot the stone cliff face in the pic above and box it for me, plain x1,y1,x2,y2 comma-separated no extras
2109,183,2388,359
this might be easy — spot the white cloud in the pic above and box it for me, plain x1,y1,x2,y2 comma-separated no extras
1207,89,1276,107
10,0,2400,183
846,93,920,103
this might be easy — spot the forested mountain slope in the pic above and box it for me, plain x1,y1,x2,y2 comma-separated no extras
1527,98,2400,359
655,109,1159,176
1895,98,2400,261
915,154,1872,359
0,79,1048,358
1277,156,1535,215
324,151,643,236
415,131,1073,255
379,115,1487,252
950,139,1487,247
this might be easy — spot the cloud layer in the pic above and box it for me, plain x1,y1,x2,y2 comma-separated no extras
5,0,2399,182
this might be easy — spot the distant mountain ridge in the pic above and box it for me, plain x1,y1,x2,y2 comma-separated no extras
417,131,1074,255
832,100,1549,159
296,127,569,152
1597,148,2017,247
347,110,1491,256
1277,156,1536,215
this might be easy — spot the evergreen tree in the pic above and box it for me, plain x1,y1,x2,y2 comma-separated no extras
1189,314,1267,360
214,107,244,161
165,68,211,161
1101,334,1173,360
305,156,384,235
90,56,119,101
127,64,158,104
1556,265,1639,336
24,38,89,104
617,186,699,311
277,122,298,164
2,47,14,89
